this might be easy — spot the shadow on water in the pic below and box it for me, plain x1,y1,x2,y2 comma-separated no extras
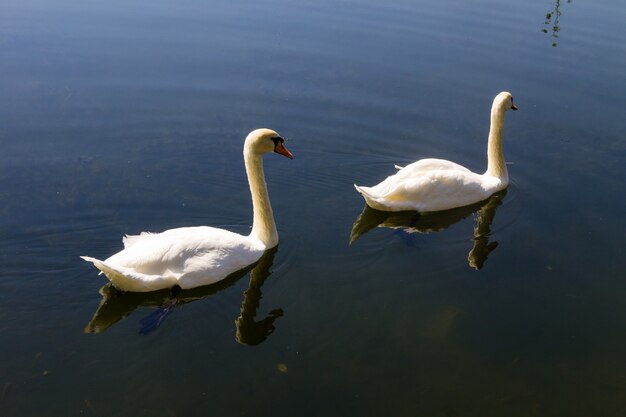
350,190,507,270
84,247,283,346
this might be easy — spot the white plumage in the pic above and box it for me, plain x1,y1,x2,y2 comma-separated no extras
81,128,293,292
355,92,517,212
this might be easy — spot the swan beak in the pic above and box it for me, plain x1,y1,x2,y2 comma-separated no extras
510,103,518,111
275,142,294,159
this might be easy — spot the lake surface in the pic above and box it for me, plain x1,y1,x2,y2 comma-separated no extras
1,0,625,415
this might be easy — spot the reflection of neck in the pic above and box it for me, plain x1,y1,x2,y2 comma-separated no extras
244,148,278,248
485,105,508,184
467,192,505,270
235,248,282,346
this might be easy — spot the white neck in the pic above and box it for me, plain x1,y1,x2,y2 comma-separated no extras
485,104,508,183
244,147,278,248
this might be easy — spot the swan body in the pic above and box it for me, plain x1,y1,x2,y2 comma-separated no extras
355,92,517,212
82,128,293,292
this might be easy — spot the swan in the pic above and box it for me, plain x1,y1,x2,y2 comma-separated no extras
354,91,517,212
81,128,293,292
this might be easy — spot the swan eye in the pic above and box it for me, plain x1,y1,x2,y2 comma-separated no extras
270,136,284,147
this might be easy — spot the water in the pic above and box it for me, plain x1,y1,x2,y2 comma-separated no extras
1,0,625,415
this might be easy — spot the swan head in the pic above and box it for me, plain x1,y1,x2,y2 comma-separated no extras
245,128,293,159
494,91,518,112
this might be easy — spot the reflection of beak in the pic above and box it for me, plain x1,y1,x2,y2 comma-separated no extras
275,143,294,159
511,103,518,111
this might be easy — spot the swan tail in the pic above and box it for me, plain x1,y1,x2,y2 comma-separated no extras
80,256,174,292
354,184,388,211
354,184,372,201
354,184,373,197
80,256,108,275
394,164,404,170
81,256,133,290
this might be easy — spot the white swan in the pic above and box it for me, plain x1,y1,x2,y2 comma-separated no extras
354,91,517,212
81,128,293,292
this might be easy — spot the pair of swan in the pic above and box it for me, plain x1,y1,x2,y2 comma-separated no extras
82,92,517,292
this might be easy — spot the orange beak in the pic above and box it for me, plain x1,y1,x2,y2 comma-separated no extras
275,142,293,159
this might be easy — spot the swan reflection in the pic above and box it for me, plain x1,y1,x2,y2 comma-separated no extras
85,247,283,345
350,190,507,270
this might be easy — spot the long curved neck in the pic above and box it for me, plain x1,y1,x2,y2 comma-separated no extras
485,104,508,182
244,147,278,248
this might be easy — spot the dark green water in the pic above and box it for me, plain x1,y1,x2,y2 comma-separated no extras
1,0,625,415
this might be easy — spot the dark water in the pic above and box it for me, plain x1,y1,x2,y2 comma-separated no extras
1,0,625,415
